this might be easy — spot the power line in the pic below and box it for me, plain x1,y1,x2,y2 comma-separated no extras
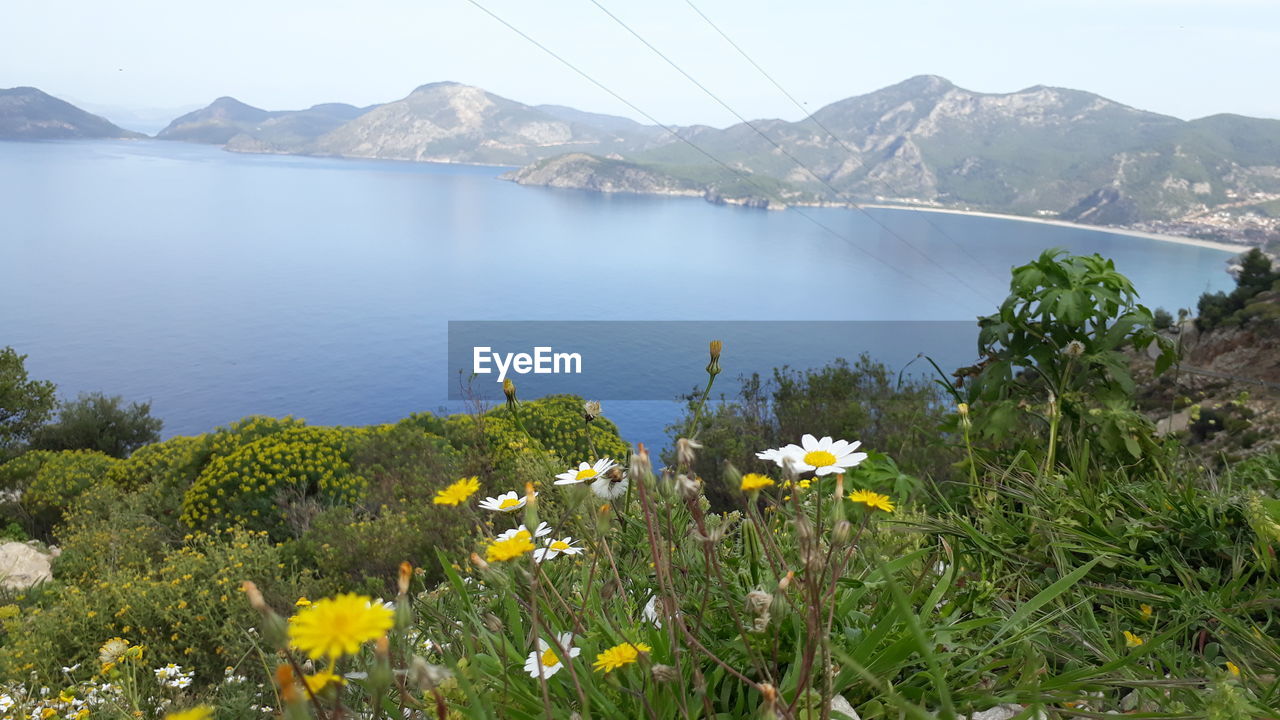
461,0,973,306
682,0,1006,285
585,0,1000,305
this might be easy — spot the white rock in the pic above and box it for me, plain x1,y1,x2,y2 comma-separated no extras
0,541,53,589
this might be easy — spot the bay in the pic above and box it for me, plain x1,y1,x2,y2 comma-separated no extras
0,140,1235,453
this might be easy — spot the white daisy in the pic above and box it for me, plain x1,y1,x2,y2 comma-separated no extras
478,490,532,513
533,536,584,562
554,458,618,485
523,632,580,679
590,473,628,500
760,434,867,476
496,523,553,542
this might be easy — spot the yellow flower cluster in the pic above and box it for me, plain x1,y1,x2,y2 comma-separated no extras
180,426,365,531
593,642,651,673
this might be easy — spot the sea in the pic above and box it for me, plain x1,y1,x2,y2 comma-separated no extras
0,140,1236,453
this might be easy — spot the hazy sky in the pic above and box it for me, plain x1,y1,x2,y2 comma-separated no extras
4,0,1278,127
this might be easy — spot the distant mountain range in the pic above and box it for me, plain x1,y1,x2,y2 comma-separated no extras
5,78,1280,238
0,87,142,140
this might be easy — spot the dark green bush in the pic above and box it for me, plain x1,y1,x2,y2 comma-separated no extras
28,392,162,458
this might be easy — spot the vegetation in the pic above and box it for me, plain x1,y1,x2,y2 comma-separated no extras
0,251,1277,719
0,347,57,460
29,392,163,458
1196,248,1280,330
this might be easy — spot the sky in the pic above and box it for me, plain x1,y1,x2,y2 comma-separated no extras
4,0,1279,130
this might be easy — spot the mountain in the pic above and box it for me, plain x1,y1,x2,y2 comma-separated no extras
156,97,373,146
305,82,661,164
514,76,1280,228
151,77,1280,236
0,87,143,140
156,96,280,143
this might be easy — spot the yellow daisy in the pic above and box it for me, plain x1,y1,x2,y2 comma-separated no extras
593,642,652,673
434,476,481,506
740,473,775,492
288,593,395,660
486,532,537,562
848,489,895,513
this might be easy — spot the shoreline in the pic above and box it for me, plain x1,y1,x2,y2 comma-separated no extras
859,204,1246,254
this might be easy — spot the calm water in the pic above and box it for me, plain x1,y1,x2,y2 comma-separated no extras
0,140,1235,452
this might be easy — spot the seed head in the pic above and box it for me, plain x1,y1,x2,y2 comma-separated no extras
583,400,601,421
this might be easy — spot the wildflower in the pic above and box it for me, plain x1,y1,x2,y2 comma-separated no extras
533,536,584,562
1062,340,1086,357
1140,603,1153,621
1123,630,1144,648
759,435,868,476
591,466,628,500
155,663,194,689
583,400,602,421
302,670,344,694
434,476,481,506
98,638,130,667
847,489,895,513
497,523,552,542
288,593,395,660
740,473,775,492
164,708,213,720
651,664,679,683
295,597,312,607
486,532,537,562
593,642,652,673
524,632,580,679
676,438,701,467
707,339,723,376
478,490,531,513
555,459,617,486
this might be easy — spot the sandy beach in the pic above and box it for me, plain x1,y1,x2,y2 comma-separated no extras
861,204,1247,254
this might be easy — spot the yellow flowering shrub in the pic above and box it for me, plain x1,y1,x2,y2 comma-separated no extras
0,449,122,535
180,426,366,535
0,528,327,686
105,434,209,493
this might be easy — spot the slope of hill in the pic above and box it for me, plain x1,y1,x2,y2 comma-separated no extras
0,87,143,140
306,82,656,164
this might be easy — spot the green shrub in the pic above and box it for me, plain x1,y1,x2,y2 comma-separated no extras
180,426,366,537
0,528,327,687
28,392,162,458
0,449,121,537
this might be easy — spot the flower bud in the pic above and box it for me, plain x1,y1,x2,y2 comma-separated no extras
777,571,794,592
651,664,679,683
242,581,268,614
482,612,503,633
398,561,413,597
630,443,652,480
707,340,723,376
832,520,852,545
503,378,517,406
469,552,489,571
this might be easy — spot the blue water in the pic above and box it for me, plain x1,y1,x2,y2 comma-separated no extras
0,140,1235,453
